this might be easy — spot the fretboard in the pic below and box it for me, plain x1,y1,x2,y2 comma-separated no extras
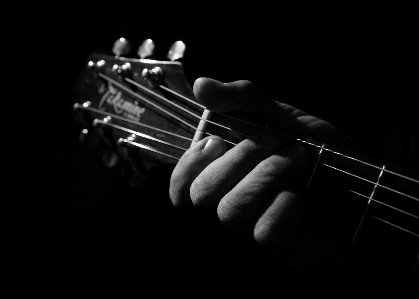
204,111,419,273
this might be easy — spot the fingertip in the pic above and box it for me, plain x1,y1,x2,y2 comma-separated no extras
202,136,227,159
193,77,220,97
193,77,255,112
169,136,226,210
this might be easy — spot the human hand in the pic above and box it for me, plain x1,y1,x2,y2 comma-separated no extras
169,77,365,271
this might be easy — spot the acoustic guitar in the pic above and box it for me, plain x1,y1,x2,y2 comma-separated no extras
73,38,418,278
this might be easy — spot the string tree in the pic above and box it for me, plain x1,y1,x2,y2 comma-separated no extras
167,40,185,61
137,39,155,59
112,37,131,57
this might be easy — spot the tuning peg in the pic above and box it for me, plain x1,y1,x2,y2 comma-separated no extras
112,37,131,57
137,39,155,58
167,41,185,61
78,128,99,149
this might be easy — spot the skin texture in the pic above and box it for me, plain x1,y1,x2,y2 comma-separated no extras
169,77,361,270
169,78,418,297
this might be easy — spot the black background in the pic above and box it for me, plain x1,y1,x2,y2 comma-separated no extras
6,1,417,297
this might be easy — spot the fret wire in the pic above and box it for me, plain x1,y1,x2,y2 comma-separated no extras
208,110,419,186
313,175,418,219
119,139,180,161
80,103,419,228
75,104,193,141
321,163,419,203
83,77,419,204
158,84,206,109
304,143,326,199
308,189,419,239
125,78,419,186
94,120,189,151
99,74,197,130
352,165,384,244
287,133,419,185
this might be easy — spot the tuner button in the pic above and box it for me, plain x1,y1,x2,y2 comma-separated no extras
79,128,89,143
112,37,131,57
137,39,155,58
78,128,99,149
141,66,163,87
112,62,132,79
167,41,185,61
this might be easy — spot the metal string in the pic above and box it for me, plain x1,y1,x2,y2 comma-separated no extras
307,189,419,238
313,175,418,219
94,119,189,151
88,74,419,211
108,72,419,186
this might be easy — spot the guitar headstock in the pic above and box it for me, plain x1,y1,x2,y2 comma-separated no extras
73,38,202,186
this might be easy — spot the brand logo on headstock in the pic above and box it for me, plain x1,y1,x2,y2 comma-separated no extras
98,83,146,122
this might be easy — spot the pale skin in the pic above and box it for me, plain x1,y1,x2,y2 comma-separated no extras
169,77,418,279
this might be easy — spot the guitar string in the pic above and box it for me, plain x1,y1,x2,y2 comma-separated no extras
74,104,193,141
313,175,418,219
98,74,197,131
321,163,419,202
128,78,206,109
94,119,189,151
102,74,248,138
307,189,419,238
123,75,419,186
93,75,419,208
202,131,419,205
118,138,180,160
80,105,418,236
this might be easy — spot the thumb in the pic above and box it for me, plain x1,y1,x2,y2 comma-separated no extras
193,77,361,152
193,77,308,124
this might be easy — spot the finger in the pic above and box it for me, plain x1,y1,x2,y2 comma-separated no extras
193,77,307,122
217,146,308,231
190,132,281,209
169,136,226,209
253,190,303,252
193,77,359,150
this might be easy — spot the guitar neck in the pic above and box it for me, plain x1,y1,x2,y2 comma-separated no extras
74,52,419,274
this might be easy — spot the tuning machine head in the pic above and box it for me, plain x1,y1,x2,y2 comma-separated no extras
137,39,155,59
141,66,163,88
167,41,185,61
112,62,132,80
87,60,106,76
112,37,131,57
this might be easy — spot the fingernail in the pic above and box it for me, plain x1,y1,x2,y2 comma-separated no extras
202,138,225,159
286,146,308,166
